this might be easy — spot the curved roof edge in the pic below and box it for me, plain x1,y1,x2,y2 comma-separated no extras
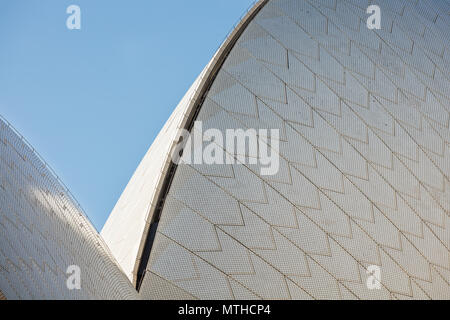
101,0,270,286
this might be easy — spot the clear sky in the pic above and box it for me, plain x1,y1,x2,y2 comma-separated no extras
0,0,255,231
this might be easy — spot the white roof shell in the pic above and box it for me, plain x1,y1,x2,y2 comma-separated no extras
103,0,450,299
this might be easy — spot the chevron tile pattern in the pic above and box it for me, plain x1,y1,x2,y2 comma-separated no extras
141,0,450,300
0,118,139,300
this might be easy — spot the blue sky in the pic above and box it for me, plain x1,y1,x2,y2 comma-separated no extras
0,0,255,231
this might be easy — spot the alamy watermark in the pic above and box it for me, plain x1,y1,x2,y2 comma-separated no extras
171,121,280,176
66,5,81,30
366,265,382,290
367,5,381,30
66,265,81,290
65,5,380,31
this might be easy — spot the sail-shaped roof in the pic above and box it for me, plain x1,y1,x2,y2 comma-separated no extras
104,0,450,299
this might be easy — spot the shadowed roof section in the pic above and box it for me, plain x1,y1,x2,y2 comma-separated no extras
101,0,269,285
0,115,139,299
